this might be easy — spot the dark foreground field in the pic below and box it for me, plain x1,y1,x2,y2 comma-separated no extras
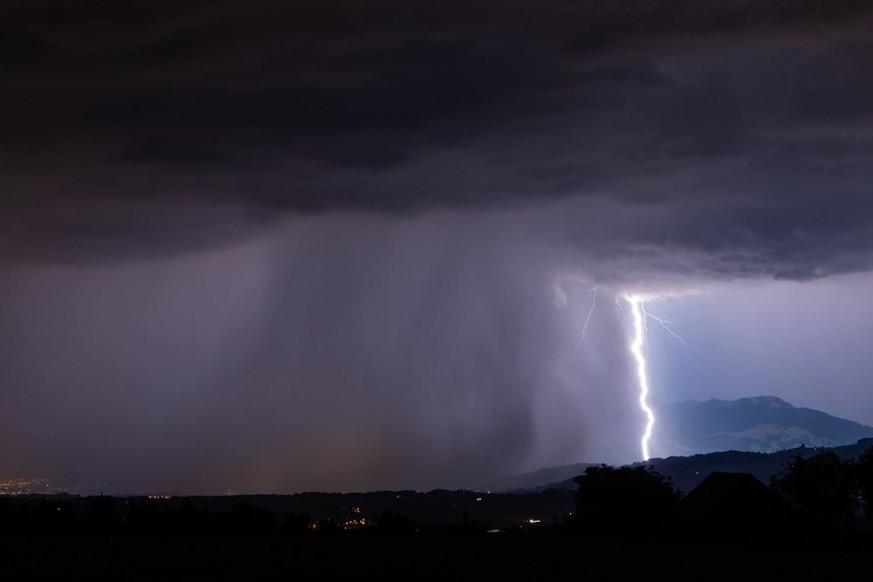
3,532,873,581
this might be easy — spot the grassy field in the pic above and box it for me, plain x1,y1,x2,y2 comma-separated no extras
2,532,873,581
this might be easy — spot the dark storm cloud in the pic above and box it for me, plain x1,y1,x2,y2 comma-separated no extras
3,0,873,278
564,0,873,51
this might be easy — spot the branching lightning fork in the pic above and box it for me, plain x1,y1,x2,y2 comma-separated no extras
572,286,599,357
641,304,687,346
568,284,683,462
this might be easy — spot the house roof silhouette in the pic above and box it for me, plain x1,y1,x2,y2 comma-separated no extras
681,471,789,534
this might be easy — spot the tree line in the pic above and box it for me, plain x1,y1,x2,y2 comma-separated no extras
570,446,873,541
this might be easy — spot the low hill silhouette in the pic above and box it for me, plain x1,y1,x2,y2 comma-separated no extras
539,438,873,493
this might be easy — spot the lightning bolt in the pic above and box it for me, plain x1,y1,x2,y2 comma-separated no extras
627,295,655,462
563,283,681,461
572,287,599,357
641,304,687,346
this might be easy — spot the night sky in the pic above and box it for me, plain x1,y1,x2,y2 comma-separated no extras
3,1,873,494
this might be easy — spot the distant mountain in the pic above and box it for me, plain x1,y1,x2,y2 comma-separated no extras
498,397,873,494
658,395,873,455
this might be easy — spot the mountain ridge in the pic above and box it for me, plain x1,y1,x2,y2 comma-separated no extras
658,395,873,455
505,395,873,493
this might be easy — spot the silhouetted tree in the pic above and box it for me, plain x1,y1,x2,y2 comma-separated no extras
81,495,119,532
855,446,873,518
217,502,277,534
279,511,311,533
0,498,10,531
127,498,176,533
32,498,78,532
572,464,680,537
377,511,415,533
771,451,856,529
